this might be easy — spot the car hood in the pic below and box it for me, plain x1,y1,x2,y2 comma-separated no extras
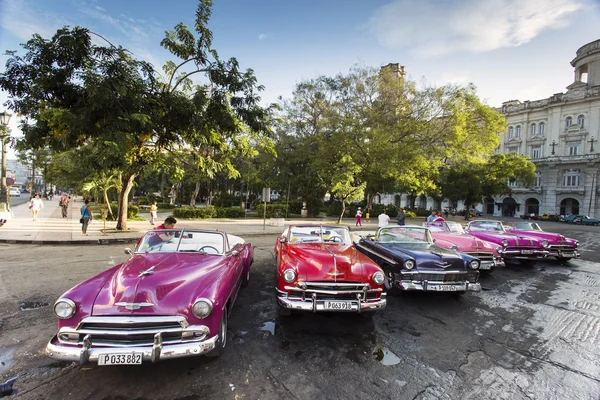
379,242,467,270
431,232,499,254
289,244,365,282
92,253,225,316
467,231,541,247
510,230,572,244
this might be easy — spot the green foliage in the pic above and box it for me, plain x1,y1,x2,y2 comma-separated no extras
215,207,246,218
97,204,139,221
213,192,240,208
172,206,244,219
157,202,175,209
405,210,417,218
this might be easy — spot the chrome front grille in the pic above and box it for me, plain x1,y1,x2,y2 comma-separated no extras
548,244,576,250
402,271,477,283
285,281,383,301
465,252,494,261
73,316,188,348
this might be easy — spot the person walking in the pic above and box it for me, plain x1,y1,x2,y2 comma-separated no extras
149,201,158,225
378,211,390,227
29,194,44,221
355,207,363,227
59,193,70,218
396,208,406,226
80,199,93,236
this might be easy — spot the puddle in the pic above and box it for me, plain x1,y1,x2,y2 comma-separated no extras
373,347,401,366
261,321,275,336
0,346,16,375
19,301,50,311
239,330,247,336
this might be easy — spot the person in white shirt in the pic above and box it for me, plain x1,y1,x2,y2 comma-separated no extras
378,212,390,227
29,194,44,222
426,210,437,222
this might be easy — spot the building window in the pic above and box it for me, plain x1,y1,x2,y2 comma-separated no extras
563,170,580,187
578,114,585,128
507,147,519,154
566,117,572,128
530,145,542,159
535,172,542,187
539,122,545,135
567,141,580,156
508,179,519,188
508,127,514,138
530,123,536,136
515,126,521,137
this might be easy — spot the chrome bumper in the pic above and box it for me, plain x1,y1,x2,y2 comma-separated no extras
45,333,218,365
479,259,505,270
548,249,580,259
397,281,481,292
276,290,386,313
500,249,549,259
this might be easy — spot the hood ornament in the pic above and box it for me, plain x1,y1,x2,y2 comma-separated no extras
435,261,452,269
115,302,154,310
138,266,156,277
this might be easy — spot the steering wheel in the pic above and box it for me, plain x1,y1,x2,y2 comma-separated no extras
199,246,219,254
327,236,343,243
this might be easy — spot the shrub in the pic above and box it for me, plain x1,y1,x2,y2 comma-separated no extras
157,202,175,209
215,207,245,218
405,211,416,218
173,206,217,219
100,204,139,220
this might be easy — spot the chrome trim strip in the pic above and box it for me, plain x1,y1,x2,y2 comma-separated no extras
283,286,383,294
76,316,188,330
354,243,398,265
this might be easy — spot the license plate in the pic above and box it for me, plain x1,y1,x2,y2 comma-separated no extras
428,284,465,291
561,252,574,257
324,301,354,310
521,250,533,255
479,263,492,270
98,353,143,366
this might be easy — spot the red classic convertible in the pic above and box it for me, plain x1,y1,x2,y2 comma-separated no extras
46,229,253,365
275,224,387,315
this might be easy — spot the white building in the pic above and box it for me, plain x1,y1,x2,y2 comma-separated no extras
493,39,600,218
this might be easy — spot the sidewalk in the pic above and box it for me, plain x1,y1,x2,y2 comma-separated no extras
0,199,386,245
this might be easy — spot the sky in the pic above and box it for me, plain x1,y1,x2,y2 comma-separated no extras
1,0,599,159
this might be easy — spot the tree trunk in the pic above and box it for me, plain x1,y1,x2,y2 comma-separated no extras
337,197,347,224
103,188,113,219
190,181,200,207
116,173,136,230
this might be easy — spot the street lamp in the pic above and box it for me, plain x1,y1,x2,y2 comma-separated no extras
0,111,13,213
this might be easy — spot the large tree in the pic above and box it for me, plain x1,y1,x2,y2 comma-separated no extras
0,0,272,229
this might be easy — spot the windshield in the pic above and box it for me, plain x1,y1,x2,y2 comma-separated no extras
288,225,351,245
377,227,432,244
468,221,505,232
513,222,542,231
136,230,226,254
426,221,465,233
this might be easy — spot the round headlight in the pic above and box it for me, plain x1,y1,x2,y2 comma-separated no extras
372,271,385,285
450,245,458,251
501,239,508,247
469,260,480,270
192,298,213,319
541,239,549,248
496,246,503,254
283,269,297,283
403,260,415,270
575,241,579,248
54,298,76,319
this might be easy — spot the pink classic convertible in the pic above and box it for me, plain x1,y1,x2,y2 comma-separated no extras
424,220,505,272
46,229,253,365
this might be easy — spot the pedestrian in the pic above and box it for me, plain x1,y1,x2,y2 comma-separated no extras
59,193,70,218
426,210,437,222
80,199,93,236
444,208,449,219
378,211,390,227
147,217,178,247
29,194,44,221
355,207,363,227
149,201,158,225
396,208,406,226
49,191,54,201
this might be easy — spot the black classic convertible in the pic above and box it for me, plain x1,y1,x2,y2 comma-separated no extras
354,225,482,295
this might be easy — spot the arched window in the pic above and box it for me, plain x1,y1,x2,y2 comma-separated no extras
530,123,536,136
578,115,585,128
508,126,514,138
566,116,572,128
515,125,521,137
539,122,545,135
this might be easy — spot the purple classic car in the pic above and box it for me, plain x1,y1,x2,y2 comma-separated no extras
424,221,505,272
506,221,580,261
46,229,253,365
465,220,549,265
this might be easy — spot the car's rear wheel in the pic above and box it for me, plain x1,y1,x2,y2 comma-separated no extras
206,310,227,358
241,263,251,287
383,266,400,295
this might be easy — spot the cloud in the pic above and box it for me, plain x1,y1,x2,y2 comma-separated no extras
368,0,586,56
258,33,266,40
0,0,68,42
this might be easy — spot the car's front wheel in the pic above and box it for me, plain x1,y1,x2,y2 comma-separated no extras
383,266,400,295
241,263,251,287
206,310,227,358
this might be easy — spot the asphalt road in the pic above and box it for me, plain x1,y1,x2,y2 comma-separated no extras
0,226,599,400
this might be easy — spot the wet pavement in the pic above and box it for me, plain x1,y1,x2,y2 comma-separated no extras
0,234,599,399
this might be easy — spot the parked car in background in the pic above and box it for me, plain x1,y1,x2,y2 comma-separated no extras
520,213,538,220
563,214,583,224
9,187,20,197
505,221,580,262
46,229,254,365
539,214,562,222
275,224,386,315
424,220,504,272
465,220,549,265
576,216,600,226
355,225,482,295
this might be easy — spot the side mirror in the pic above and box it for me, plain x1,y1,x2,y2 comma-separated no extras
124,248,132,255
279,237,287,244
